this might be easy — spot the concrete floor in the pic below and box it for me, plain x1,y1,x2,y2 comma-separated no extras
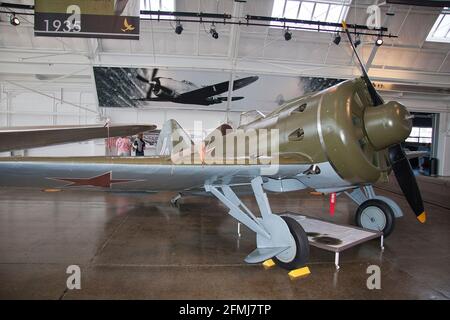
0,186,449,299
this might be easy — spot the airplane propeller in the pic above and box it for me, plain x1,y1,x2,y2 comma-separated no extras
342,21,426,223
137,68,160,98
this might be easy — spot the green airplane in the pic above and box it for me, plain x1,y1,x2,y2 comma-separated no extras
0,23,425,271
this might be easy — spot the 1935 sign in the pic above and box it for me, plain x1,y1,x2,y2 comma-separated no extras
34,0,140,40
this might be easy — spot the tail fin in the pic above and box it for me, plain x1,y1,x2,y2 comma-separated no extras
156,119,194,156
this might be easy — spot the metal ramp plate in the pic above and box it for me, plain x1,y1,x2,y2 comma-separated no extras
282,212,382,253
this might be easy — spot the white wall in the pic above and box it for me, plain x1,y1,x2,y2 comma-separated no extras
0,79,243,157
0,80,102,157
102,106,240,131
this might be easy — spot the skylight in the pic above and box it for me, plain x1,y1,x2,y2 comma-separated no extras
426,7,450,43
140,0,175,19
270,0,352,31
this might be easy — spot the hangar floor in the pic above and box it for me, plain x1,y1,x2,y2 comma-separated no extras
0,186,449,300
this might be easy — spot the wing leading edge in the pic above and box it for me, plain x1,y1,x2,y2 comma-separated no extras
0,124,156,152
177,76,259,100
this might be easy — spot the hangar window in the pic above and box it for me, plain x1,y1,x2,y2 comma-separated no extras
426,7,450,43
406,127,433,144
140,0,175,19
270,0,352,31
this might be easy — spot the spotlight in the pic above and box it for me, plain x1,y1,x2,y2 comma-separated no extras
333,34,341,45
354,35,361,48
375,36,384,46
210,25,218,39
284,28,292,41
10,14,20,26
175,20,183,35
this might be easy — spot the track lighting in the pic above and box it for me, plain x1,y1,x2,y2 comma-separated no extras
333,34,341,45
375,36,383,46
175,20,183,35
10,14,20,26
210,25,218,39
354,35,361,48
284,28,292,41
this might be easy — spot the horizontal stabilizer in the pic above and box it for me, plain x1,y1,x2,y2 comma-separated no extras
0,124,156,152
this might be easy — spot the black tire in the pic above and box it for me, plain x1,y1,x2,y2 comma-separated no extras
273,216,310,270
355,199,395,237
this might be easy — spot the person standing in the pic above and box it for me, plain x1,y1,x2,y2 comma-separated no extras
133,133,146,157
115,136,132,156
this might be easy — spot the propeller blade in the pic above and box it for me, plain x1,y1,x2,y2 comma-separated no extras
341,21,384,107
388,144,426,223
341,21,426,223
151,68,158,81
136,74,150,83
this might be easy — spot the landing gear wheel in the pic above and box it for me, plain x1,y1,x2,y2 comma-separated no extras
273,216,310,270
355,199,395,237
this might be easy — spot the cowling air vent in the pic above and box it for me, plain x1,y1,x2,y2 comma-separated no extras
288,128,304,141
292,103,307,113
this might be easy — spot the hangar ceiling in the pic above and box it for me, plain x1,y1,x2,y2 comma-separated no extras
0,0,450,113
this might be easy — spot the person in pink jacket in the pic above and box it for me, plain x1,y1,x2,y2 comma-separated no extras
115,136,132,156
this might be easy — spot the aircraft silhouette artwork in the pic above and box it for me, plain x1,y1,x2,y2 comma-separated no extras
135,68,259,105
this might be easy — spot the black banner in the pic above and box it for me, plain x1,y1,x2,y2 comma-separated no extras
34,13,139,39
34,0,140,40
386,0,450,7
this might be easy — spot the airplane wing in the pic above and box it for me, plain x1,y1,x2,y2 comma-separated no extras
177,76,258,101
0,156,304,193
217,97,244,102
0,124,156,152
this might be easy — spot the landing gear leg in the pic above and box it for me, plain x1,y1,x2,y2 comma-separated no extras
206,177,309,270
345,186,401,237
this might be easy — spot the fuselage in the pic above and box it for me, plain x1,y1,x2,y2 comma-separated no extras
155,78,198,97
0,77,412,194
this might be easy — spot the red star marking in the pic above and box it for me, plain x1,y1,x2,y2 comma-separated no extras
50,172,137,188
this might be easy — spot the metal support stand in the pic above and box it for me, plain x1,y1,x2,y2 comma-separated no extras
170,193,182,205
237,222,241,238
335,252,340,270
380,235,384,251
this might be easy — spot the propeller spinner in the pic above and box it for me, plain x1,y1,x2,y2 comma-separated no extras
342,21,426,223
